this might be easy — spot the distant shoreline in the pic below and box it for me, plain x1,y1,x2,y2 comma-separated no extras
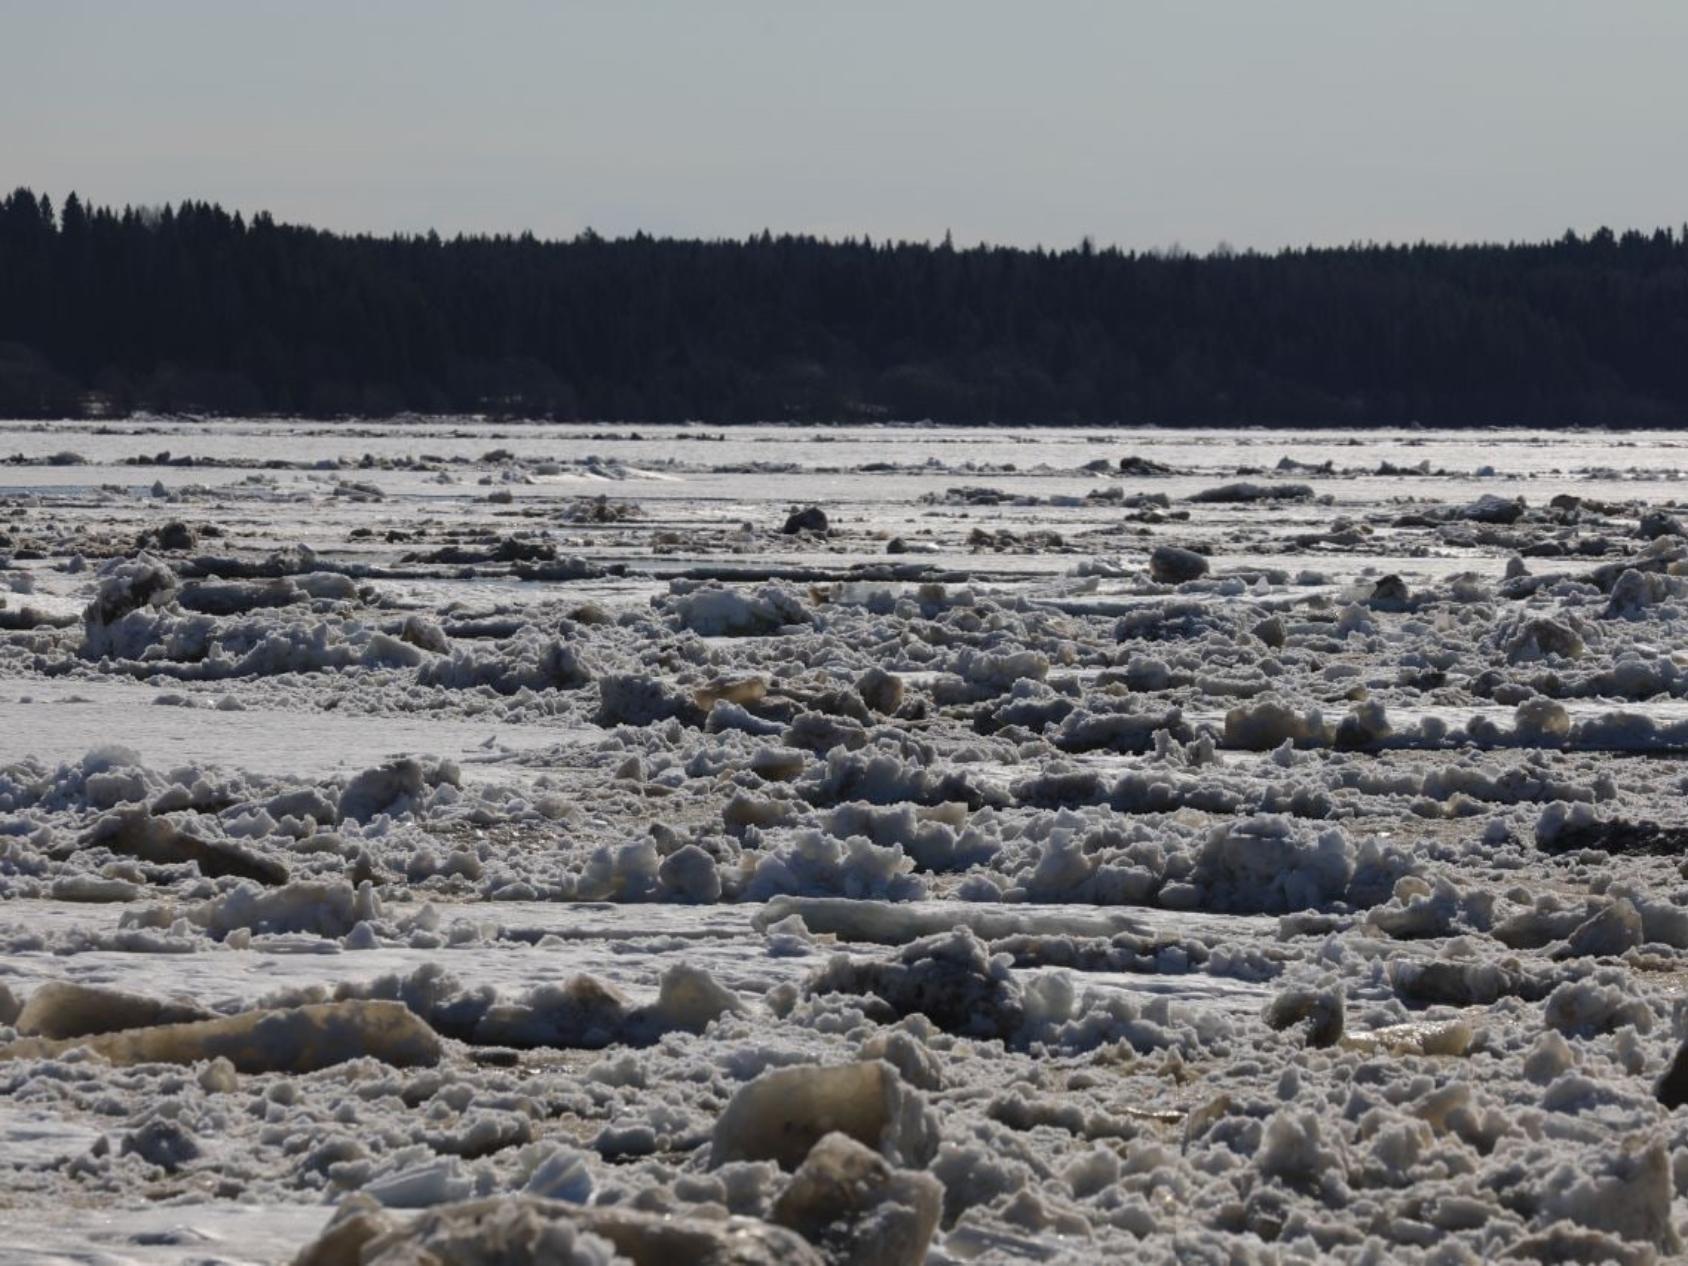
7,187,1688,427
12,416,1688,435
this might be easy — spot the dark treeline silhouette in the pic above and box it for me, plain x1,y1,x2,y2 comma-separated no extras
4,187,1688,425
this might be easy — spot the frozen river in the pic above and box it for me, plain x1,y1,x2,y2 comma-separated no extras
2,420,1688,1264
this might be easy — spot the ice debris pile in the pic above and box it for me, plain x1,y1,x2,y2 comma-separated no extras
4,424,1688,1262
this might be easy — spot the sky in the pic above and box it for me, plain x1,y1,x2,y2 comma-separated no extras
3,0,1687,252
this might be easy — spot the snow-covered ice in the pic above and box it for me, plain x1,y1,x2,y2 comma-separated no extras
5,420,1688,1262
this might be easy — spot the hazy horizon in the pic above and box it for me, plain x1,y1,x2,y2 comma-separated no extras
6,1,1688,254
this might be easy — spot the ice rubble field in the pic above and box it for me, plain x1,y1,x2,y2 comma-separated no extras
7,424,1688,1263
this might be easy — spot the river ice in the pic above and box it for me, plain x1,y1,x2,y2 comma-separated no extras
4,420,1688,1263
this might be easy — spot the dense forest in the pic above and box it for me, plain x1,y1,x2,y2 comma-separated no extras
3,187,1688,425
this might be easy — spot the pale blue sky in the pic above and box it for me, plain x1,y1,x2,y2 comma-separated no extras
3,1,1685,250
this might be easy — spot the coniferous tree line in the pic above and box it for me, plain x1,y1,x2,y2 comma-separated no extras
3,186,1688,424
